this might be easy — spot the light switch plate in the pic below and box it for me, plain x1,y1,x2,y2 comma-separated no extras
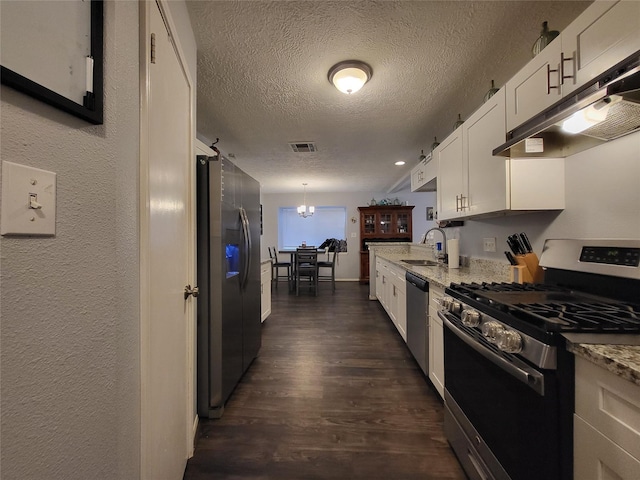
1,161,56,236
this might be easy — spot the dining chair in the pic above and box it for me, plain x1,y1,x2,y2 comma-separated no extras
295,248,318,296
317,249,337,292
268,247,291,291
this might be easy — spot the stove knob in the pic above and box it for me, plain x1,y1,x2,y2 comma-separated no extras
461,309,481,327
496,329,524,353
481,321,504,343
450,301,462,314
441,297,453,311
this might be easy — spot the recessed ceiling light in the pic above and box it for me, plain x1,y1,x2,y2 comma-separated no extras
395,161,406,166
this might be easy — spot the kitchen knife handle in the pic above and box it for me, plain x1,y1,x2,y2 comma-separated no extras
520,232,533,253
507,235,521,255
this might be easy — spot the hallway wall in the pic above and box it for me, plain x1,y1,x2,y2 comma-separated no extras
1,2,198,478
2,2,136,479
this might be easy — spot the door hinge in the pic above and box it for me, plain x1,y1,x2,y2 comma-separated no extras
150,33,156,64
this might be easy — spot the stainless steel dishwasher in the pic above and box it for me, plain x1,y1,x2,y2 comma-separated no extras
405,271,429,375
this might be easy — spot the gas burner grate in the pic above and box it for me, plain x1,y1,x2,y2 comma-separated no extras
447,282,640,334
514,301,640,332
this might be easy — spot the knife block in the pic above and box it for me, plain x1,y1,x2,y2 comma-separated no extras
510,253,544,284
510,265,532,283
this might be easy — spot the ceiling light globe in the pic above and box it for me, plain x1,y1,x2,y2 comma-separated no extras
333,68,368,94
328,61,372,95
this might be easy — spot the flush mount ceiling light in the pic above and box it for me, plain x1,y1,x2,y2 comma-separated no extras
328,60,372,94
297,183,315,218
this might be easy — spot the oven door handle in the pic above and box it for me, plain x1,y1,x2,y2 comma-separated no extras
441,313,545,396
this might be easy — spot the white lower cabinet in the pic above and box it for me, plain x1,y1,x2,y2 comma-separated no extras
393,267,407,341
260,261,271,322
428,284,445,398
375,258,407,342
574,356,640,479
375,257,383,302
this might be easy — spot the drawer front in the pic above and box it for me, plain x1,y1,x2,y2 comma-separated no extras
574,415,640,480
575,356,640,460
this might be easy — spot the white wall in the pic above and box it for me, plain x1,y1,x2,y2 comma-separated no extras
261,190,438,280
0,2,197,479
458,131,640,260
0,2,139,478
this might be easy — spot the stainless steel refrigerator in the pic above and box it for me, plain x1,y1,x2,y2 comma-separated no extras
196,154,261,418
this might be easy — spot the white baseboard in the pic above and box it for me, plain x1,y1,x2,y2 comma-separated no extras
189,414,199,458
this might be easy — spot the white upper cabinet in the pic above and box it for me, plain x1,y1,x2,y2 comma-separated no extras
437,88,565,222
436,128,464,220
464,89,510,217
506,39,563,131
562,0,640,96
506,0,640,131
411,154,437,192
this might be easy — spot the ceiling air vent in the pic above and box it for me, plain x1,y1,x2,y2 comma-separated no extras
289,142,317,153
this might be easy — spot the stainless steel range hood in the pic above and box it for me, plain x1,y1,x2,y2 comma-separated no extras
494,54,640,158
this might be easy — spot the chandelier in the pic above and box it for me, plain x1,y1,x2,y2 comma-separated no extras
297,183,315,218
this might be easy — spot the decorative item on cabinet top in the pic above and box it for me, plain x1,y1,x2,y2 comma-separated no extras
532,21,559,57
370,197,404,206
453,113,465,131
483,80,500,103
430,137,440,152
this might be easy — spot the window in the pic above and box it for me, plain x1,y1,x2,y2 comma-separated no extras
278,206,347,250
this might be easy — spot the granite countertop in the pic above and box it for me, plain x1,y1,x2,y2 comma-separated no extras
369,243,510,288
261,259,272,265
567,342,640,387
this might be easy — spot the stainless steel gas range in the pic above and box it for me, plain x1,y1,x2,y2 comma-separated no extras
438,239,640,480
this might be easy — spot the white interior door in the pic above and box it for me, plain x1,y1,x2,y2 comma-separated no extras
140,1,194,478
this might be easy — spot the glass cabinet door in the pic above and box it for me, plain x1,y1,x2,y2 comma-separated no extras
396,213,409,234
363,213,375,234
379,213,392,234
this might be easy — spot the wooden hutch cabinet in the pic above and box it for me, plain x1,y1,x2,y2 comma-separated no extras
358,205,414,283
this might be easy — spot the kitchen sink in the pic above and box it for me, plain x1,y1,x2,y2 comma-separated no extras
400,259,440,266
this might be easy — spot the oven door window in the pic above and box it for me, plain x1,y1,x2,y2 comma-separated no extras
444,325,561,480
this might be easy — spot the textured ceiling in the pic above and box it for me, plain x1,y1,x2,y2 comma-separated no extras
186,0,592,194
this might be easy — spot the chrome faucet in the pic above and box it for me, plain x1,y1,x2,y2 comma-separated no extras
421,227,447,262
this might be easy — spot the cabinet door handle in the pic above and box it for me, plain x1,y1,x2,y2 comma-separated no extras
455,195,460,212
560,51,575,83
547,63,560,94
460,194,467,211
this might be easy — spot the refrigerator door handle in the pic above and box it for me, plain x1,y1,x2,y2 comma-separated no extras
239,207,252,289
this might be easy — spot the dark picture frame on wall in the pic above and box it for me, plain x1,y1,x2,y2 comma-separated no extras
1,0,104,124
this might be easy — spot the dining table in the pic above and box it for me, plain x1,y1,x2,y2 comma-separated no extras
279,248,327,293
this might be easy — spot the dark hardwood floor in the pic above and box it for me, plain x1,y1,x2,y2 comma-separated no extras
183,281,467,480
